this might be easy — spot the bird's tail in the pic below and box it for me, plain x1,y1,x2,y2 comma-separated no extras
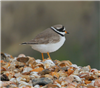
21,42,27,45
21,42,37,45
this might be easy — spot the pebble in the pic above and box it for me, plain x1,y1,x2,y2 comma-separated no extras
94,78,100,87
1,74,9,81
1,52,13,62
43,60,55,69
1,53,100,87
40,69,51,75
60,67,68,71
22,67,33,73
34,85,40,88
32,78,53,86
17,57,29,63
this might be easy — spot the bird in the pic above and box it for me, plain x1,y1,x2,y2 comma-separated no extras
21,24,69,61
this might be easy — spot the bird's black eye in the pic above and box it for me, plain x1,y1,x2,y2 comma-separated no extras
58,26,65,32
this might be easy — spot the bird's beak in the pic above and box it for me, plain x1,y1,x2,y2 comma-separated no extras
65,31,69,34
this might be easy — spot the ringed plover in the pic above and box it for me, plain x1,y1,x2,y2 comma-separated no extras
21,24,69,61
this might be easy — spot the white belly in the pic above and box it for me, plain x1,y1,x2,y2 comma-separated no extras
31,36,65,53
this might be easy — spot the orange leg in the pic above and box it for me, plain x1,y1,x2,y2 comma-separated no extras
47,52,52,60
41,53,44,61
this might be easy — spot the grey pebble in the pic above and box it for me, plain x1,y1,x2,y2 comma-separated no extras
32,78,53,86
60,67,68,71
1,53,11,62
40,69,51,75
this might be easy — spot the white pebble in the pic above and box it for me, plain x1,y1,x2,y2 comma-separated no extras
43,60,55,69
10,78,16,83
22,67,32,73
34,85,40,88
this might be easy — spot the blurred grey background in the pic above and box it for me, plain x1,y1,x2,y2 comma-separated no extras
1,1,100,69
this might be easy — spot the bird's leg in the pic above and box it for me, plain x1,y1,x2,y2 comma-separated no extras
47,52,52,60
41,53,44,61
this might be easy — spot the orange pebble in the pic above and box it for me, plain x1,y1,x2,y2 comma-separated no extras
0,60,4,63
31,67,43,72
85,80,91,84
67,67,74,76
51,72,59,78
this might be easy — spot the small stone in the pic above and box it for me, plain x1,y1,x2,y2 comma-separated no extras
53,60,61,65
31,67,44,72
35,59,42,64
22,67,33,73
46,83,60,88
85,80,91,84
1,81,15,87
34,85,40,88
1,74,9,81
44,74,53,79
18,54,26,57
72,75,81,82
87,85,95,88
65,75,74,83
59,60,72,67
17,57,29,63
54,66,60,72
58,70,68,77
43,60,55,69
71,64,79,68
51,72,60,78
1,52,13,62
81,65,91,72
10,78,16,83
19,81,31,87
1,67,7,71
66,83,76,88
78,72,89,79
0,60,6,66
94,78,100,87
60,67,68,71
30,72,40,78
32,78,53,86
0,81,2,87
67,67,74,76
40,69,51,75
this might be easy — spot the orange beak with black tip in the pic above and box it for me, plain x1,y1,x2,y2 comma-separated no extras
65,31,69,34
